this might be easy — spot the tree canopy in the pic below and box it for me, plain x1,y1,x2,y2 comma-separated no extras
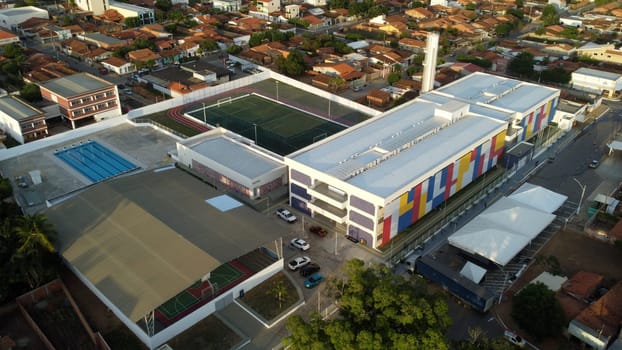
508,52,534,77
511,282,565,339
284,259,451,350
541,5,559,26
20,84,42,102
276,50,307,76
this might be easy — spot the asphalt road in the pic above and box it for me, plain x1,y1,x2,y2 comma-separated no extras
530,101,622,206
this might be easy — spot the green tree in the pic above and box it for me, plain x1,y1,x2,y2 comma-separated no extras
328,77,345,92
269,279,288,309
155,0,172,11
227,45,242,54
540,67,571,84
508,52,534,77
125,16,140,28
276,50,307,76
12,214,57,288
387,72,400,85
199,39,219,53
541,4,559,26
2,43,24,59
288,18,310,28
284,259,451,350
511,282,565,339
515,0,524,7
495,23,514,37
2,61,19,75
20,84,42,102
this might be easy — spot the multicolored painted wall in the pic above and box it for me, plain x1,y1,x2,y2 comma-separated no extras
381,130,506,245
519,98,558,142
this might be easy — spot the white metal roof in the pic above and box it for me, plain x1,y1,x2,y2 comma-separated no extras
460,261,487,284
530,271,568,292
448,197,556,266
509,182,567,213
190,136,283,180
574,67,622,81
289,98,506,199
0,96,44,121
434,72,559,113
417,92,515,122
40,73,113,98
346,115,505,198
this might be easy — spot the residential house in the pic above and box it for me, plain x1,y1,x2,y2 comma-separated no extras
139,24,172,39
256,0,280,15
576,42,622,65
312,62,365,88
562,271,604,302
84,47,113,64
38,25,71,43
311,73,333,90
543,43,577,58
0,30,19,47
213,0,241,12
405,7,433,21
0,96,47,144
366,89,391,107
59,38,90,58
302,15,328,31
63,25,86,37
326,8,356,25
568,281,622,350
177,39,200,58
38,73,121,129
17,17,49,38
304,0,326,5
251,42,289,61
128,48,162,67
398,38,425,53
79,33,130,50
0,6,49,32
285,4,300,19
102,56,136,75
180,59,231,84
75,0,109,15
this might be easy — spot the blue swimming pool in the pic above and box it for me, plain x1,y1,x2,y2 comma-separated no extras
55,141,138,182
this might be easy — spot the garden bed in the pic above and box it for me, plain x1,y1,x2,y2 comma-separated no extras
238,272,299,322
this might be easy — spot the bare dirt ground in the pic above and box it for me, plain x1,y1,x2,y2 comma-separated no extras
494,229,622,350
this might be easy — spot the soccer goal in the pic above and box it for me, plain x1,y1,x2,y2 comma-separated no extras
217,97,232,108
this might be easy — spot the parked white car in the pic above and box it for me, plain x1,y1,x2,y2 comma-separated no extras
504,331,526,347
287,256,311,271
290,238,310,251
276,208,297,223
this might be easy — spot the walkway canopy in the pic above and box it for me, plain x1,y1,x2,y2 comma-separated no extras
449,197,556,266
509,182,568,213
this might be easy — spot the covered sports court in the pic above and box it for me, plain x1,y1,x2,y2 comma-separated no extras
45,167,289,349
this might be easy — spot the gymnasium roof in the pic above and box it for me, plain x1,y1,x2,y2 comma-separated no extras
45,168,287,322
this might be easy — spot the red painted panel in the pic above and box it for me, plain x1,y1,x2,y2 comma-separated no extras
382,216,392,245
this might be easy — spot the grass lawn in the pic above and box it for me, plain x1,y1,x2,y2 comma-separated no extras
141,111,202,137
166,314,242,350
240,272,299,321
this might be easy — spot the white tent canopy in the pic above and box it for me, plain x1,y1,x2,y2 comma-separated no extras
608,140,622,153
509,182,568,213
449,197,556,266
460,261,487,284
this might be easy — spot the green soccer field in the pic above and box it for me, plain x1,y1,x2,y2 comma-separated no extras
187,94,346,155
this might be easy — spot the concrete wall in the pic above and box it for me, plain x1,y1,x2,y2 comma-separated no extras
0,112,24,144
151,259,283,349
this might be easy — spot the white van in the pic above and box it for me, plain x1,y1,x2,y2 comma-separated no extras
404,249,423,274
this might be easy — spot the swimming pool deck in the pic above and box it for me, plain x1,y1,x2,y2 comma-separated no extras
0,123,178,213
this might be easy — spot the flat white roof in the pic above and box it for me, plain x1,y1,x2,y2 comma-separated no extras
189,135,283,179
289,98,506,199
418,92,515,122
346,115,505,198
0,6,48,16
434,72,559,113
574,67,622,81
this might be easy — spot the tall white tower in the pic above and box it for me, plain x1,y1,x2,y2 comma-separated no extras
421,32,440,94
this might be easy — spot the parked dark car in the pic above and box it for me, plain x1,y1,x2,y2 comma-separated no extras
309,225,328,237
299,263,320,277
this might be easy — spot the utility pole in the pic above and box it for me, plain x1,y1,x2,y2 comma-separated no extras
572,177,586,216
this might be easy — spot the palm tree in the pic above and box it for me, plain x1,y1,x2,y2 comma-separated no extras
14,213,56,256
12,214,57,288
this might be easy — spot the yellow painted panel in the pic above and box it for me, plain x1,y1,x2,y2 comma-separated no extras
495,130,506,152
399,192,412,215
456,154,471,191
418,191,427,217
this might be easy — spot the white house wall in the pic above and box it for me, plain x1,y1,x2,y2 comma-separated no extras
0,112,25,144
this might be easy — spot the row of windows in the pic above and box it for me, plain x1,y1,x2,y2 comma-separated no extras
69,92,115,107
72,102,116,116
